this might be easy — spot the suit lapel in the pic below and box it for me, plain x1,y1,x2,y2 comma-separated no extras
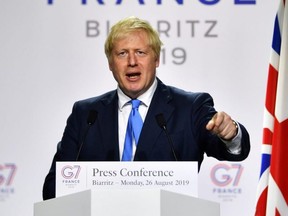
96,91,120,160
135,80,174,160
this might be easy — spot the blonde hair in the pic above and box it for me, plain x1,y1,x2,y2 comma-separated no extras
104,16,163,60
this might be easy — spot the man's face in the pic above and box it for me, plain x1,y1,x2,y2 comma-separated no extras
108,30,160,99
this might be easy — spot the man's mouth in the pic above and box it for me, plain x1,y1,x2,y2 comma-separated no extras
126,72,141,79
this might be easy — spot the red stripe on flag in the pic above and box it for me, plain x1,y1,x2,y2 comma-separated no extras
255,188,268,216
270,118,288,202
265,64,278,115
262,128,273,145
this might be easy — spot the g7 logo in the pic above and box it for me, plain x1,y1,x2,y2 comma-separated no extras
61,165,81,179
210,163,243,187
0,163,17,186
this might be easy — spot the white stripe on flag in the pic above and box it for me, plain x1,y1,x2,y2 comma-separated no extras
263,107,274,133
275,2,288,122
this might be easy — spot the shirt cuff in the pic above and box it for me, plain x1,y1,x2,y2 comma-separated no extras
221,121,242,155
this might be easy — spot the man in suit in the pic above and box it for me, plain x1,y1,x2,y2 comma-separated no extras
42,16,250,200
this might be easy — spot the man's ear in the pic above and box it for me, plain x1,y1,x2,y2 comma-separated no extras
155,57,160,68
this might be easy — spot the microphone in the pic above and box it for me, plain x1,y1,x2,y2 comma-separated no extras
87,110,98,125
155,113,178,161
76,110,98,160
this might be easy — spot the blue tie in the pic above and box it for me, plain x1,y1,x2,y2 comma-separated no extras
122,99,143,161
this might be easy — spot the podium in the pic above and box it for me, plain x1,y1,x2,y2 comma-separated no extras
34,189,220,216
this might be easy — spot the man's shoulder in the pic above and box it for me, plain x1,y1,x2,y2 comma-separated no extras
74,90,117,109
165,84,212,101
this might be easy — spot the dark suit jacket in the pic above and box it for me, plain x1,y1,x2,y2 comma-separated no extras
42,78,250,200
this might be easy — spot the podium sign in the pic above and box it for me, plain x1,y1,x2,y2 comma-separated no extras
56,161,198,198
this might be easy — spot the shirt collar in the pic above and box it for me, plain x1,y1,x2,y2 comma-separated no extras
118,78,158,110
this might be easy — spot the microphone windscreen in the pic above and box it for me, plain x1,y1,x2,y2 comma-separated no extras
87,110,98,125
155,113,166,128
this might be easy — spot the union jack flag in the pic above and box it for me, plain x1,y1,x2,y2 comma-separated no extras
255,0,288,215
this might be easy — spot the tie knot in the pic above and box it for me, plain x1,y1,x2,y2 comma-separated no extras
131,99,141,109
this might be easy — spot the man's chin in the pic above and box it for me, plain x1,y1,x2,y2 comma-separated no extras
125,89,144,99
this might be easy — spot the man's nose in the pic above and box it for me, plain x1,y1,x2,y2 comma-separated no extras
128,54,137,66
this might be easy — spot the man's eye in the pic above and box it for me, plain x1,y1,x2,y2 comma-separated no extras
119,52,125,56
137,51,146,55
